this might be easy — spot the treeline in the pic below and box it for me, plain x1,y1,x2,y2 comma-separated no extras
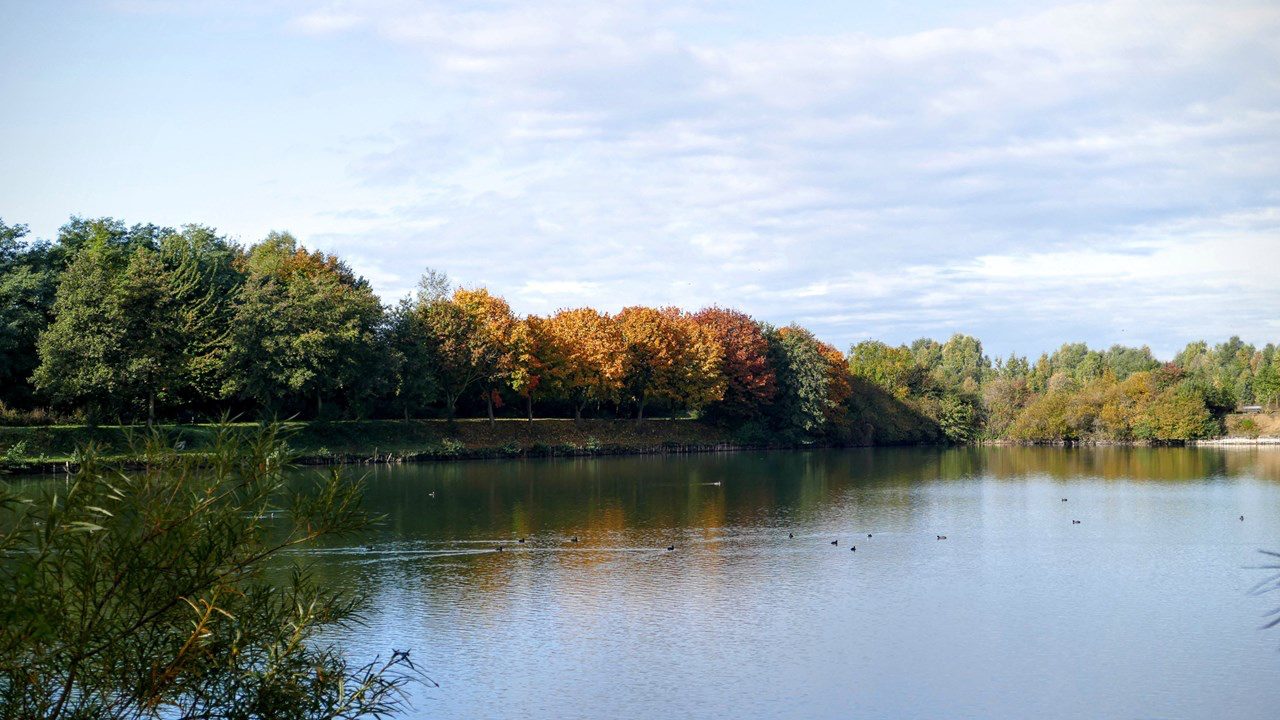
848,334,1280,442
1,215,1275,443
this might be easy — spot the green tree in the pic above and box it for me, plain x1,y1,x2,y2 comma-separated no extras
765,325,832,435
34,243,230,425
224,233,384,418
847,340,918,400
995,353,1030,380
417,296,481,421
31,244,123,419
938,333,990,388
157,225,245,409
0,425,419,718
382,298,441,420
0,219,60,408
53,216,170,262
1256,350,1280,409
113,247,196,425
936,391,980,443
1101,344,1160,381
909,337,942,372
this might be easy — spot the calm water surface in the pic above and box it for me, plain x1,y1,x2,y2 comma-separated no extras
295,446,1280,720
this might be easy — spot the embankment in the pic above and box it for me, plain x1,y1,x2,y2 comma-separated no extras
0,418,764,474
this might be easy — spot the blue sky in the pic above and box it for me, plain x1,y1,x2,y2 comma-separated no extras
2,0,1278,360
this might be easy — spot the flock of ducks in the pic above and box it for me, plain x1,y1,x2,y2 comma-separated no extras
396,492,1250,555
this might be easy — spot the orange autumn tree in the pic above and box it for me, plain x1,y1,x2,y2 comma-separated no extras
540,307,625,421
508,314,553,422
616,306,725,420
692,306,776,422
453,287,518,425
818,341,854,430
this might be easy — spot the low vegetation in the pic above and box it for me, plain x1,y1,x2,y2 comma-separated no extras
0,424,421,719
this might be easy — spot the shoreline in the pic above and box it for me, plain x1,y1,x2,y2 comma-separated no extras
6,439,1280,478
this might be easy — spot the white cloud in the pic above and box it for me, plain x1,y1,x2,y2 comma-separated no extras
19,0,1280,359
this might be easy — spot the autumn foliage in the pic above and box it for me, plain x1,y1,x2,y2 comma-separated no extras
692,307,776,421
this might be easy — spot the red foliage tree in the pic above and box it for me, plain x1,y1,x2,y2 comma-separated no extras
692,306,777,422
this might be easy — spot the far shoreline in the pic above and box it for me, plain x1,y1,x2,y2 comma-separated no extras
3,418,1278,477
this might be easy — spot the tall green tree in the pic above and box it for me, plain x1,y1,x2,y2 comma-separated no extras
417,297,481,421
0,219,60,408
113,247,195,425
157,225,245,408
765,324,832,435
382,298,441,420
31,244,123,419
33,242,227,424
847,340,918,400
1256,348,1280,409
938,333,990,388
224,233,384,418
53,216,170,262
1101,344,1160,381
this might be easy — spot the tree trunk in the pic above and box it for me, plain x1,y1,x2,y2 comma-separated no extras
485,389,495,426
316,391,323,419
445,393,457,422
574,401,584,422
148,390,155,430
526,395,533,423
637,394,645,421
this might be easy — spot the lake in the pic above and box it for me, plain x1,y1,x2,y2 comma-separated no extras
298,446,1280,720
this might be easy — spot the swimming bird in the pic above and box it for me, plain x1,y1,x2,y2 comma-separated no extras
667,545,675,551
850,546,856,552
1241,515,1245,521
788,532,794,538
428,491,436,498
831,539,838,545
1062,498,1067,502
496,546,504,552
570,536,579,543
365,544,374,551
518,538,526,543
1072,520,1081,524
936,535,947,540
867,534,872,538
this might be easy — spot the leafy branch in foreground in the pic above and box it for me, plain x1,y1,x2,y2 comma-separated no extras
0,423,425,719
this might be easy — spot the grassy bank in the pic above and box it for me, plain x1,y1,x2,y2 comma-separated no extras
1,418,757,473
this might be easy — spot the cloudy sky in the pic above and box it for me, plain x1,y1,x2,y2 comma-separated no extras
2,0,1277,360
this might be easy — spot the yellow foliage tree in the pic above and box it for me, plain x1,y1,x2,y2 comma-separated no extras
616,306,725,420
452,287,517,424
818,341,853,429
508,315,551,422
540,307,626,420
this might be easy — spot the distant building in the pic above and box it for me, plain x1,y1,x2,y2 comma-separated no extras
1241,405,1263,413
